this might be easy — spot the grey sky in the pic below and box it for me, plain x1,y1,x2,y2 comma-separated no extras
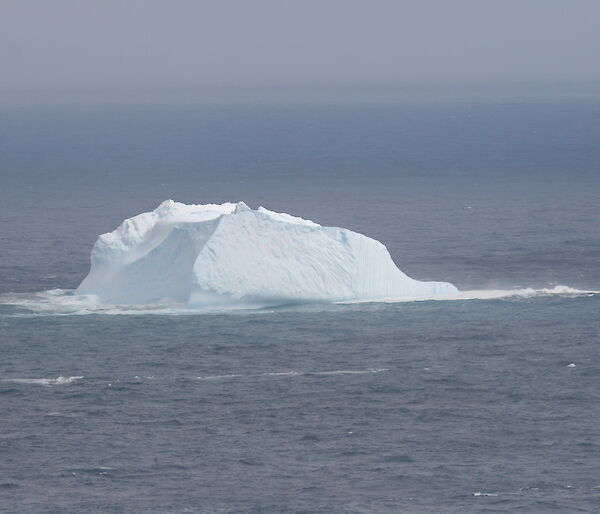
1,0,599,89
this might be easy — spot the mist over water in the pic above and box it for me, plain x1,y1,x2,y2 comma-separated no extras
1,90,599,294
1,88,599,512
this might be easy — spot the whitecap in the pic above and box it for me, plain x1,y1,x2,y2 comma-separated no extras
262,371,303,377
196,368,388,381
339,285,599,304
1,284,597,317
306,368,389,376
2,376,84,386
196,373,244,380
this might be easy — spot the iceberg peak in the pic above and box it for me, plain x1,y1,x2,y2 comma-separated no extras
76,201,458,308
234,201,251,214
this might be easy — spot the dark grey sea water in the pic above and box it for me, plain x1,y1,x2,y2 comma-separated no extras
1,91,599,512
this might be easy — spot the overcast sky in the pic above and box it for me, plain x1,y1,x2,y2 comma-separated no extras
1,0,599,90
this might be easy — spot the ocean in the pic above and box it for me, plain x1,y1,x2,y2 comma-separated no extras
1,88,599,512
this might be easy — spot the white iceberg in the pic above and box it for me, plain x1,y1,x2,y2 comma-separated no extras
76,200,458,308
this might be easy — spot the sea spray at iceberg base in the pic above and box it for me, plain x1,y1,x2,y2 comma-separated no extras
1,285,597,317
75,200,458,309
2,200,595,317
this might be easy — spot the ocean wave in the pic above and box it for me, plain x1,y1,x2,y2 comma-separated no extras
2,376,84,386
338,285,600,304
0,285,597,317
196,368,389,381
0,289,189,316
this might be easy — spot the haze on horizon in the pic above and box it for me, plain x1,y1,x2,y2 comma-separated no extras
1,0,599,91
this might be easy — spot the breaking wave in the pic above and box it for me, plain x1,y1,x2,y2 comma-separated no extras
0,285,597,317
338,285,600,304
2,376,84,386
196,368,389,380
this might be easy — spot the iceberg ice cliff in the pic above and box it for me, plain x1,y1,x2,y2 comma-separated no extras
76,200,458,308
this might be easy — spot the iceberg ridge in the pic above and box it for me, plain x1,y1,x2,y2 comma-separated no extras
76,200,458,308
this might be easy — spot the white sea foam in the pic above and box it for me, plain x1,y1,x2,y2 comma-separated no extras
0,285,597,316
305,368,389,375
196,368,389,380
196,373,244,380
2,376,84,386
338,285,600,304
261,371,303,377
0,289,189,316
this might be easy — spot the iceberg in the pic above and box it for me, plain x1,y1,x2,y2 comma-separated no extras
76,200,458,308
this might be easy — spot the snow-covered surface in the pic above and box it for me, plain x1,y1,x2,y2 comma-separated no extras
76,200,458,308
